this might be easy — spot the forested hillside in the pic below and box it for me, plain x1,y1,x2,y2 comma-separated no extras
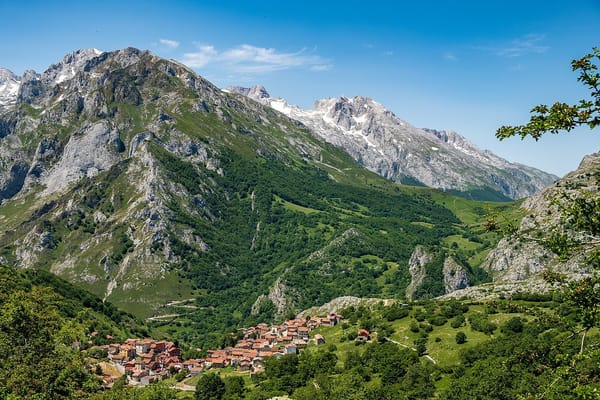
0,265,150,398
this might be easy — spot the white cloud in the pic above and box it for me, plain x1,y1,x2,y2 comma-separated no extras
444,52,458,61
490,34,549,58
180,44,331,73
181,45,217,67
159,39,180,49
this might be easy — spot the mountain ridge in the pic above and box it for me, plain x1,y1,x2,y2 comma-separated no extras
227,85,557,200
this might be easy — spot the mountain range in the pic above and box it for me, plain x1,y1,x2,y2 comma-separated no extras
0,48,595,351
227,85,557,200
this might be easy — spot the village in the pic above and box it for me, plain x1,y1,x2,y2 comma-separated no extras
92,312,371,386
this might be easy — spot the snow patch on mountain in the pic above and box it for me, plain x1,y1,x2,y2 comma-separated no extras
0,68,21,110
45,48,104,85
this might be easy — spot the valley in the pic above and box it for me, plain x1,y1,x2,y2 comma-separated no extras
0,46,597,399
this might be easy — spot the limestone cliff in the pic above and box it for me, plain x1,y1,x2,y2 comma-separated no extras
443,257,470,294
406,246,432,299
483,151,600,283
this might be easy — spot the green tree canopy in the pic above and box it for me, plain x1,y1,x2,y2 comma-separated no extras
196,373,226,400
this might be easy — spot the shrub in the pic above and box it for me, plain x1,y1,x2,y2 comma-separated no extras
450,314,465,328
501,317,524,334
428,315,448,326
469,314,497,335
409,321,420,333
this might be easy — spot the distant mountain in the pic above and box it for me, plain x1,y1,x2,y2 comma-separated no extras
227,86,557,200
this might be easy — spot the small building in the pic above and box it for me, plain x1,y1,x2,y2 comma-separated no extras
314,334,326,345
298,327,310,340
131,369,148,383
284,344,298,354
356,329,370,342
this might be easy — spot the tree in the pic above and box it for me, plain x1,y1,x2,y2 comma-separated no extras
223,375,245,399
496,47,600,342
496,47,600,140
0,286,99,398
455,331,467,344
196,372,226,400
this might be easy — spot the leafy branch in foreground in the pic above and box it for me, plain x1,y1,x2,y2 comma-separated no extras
493,47,600,398
496,47,600,140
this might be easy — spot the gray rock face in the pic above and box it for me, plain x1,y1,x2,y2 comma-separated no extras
483,151,600,282
0,68,20,111
443,257,470,293
406,246,432,298
251,276,297,318
482,238,552,282
30,121,123,195
406,248,471,296
43,48,104,86
0,161,29,203
229,86,558,199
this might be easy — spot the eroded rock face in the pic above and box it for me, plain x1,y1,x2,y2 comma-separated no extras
0,161,29,202
482,239,552,282
251,276,298,318
483,151,600,282
37,121,123,194
443,257,470,293
0,68,20,111
406,246,432,299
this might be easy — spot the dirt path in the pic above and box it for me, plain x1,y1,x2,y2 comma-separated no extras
146,313,181,321
387,338,437,364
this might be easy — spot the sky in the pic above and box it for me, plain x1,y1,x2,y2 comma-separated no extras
1,0,599,177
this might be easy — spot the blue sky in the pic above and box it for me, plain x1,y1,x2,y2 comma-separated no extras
1,0,598,176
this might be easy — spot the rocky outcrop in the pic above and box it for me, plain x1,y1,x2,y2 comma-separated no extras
36,121,123,194
0,68,20,111
307,228,360,261
483,151,600,282
251,276,298,318
481,239,552,282
297,296,396,318
443,257,470,293
230,86,557,200
0,161,29,203
406,246,432,298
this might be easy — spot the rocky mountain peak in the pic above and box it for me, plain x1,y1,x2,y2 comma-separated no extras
226,85,271,101
0,68,21,111
247,85,270,100
0,68,17,80
231,86,557,200
43,48,104,85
